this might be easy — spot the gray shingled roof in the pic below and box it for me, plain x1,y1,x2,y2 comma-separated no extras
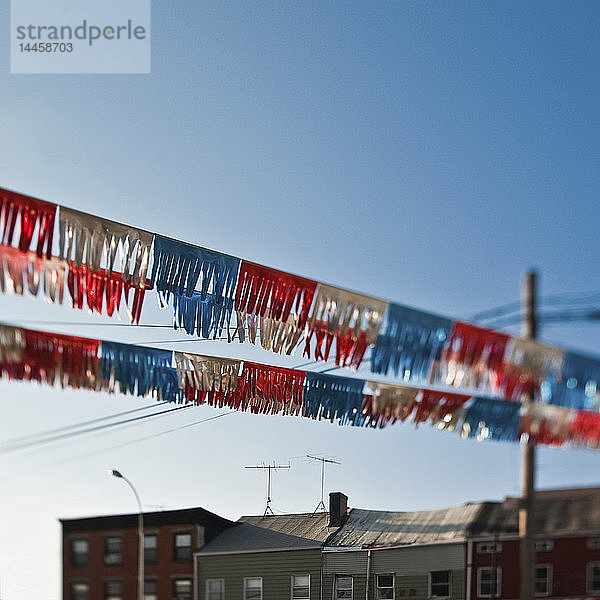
199,512,337,554
198,487,600,554
469,487,600,537
326,503,483,548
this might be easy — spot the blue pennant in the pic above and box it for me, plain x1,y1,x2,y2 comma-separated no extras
100,341,183,403
463,397,520,442
303,372,366,426
150,235,240,299
172,291,235,340
548,351,600,411
371,303,452,380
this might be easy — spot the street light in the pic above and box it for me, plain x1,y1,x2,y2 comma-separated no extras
111,469,144,600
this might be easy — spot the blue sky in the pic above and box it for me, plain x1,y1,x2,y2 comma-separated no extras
1,1,600,597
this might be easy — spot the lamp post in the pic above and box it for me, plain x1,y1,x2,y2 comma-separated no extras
111,469,144,600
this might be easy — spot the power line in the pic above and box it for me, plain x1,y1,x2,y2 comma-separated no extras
0,403,168,451
0,404,193,455
0,411,234,482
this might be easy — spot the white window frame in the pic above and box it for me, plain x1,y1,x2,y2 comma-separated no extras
172,577,192,600
205,578,224,600
143,578,157,600
376,573,395,600
244,577,263,600
534,540,554,552
291,574,310,600
476,542,502,554
534,564,552,597
335,575,353,600
588,562,600,594
429,570,451,599
477,567,501,598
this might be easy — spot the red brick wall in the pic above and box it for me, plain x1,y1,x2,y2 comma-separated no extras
469,536,600,600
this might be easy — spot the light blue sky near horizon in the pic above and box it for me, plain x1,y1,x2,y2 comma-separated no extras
1,1,600,598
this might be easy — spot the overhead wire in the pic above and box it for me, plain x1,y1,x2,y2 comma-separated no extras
0,403,194,455
0,402,169,451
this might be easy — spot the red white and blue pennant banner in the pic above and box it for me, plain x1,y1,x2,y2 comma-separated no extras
2,322,600,450
1,186,600,413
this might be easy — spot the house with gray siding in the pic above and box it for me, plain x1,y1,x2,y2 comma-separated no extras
195,493,476,600
196,494,349,600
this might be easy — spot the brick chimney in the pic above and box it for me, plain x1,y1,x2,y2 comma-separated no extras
328,492,348,527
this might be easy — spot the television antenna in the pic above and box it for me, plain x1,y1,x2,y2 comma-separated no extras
307,455,341,514
245,462,291,516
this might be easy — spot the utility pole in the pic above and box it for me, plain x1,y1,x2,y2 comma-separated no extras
520,270,537,600
245,462,290,517
307,455,341,514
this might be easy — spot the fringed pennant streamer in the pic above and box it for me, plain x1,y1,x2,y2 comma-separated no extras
501,338,564,401
518,403,574,447
234,261,317,354
370,304,452,380
174,352,241,406
0,324,25,363
461,397,520,442
151,235,240,298
412,389,471,429
0,245,65,304
151,236,240,339
304,284,388,368
303,372,365,426
362,381,420,427
10,329,100,389
58,206,153,287
172,291,234,340
67,263,147,324
231,362,306,415
569,411,600,448
549,351,600,411
0,188,56,258
100,341,182,402
435,322,509,393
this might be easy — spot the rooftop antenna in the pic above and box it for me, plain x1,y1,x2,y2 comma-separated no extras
245,462,291,517
307,455,341,514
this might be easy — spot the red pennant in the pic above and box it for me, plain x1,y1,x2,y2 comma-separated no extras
67,263,148,324
0,188,56,259
412,389,470,424
235,261,317,327
0,328,100,389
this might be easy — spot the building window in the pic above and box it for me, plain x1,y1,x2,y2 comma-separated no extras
71,582,89,600
205,578,224,600
430,571,451,598
143,579,157,600
173,578,192,600
477,542,502,554
144,534,157,564
534,565,552,596
535,540,554,552
244,577,263,600
335,575,353,599
376,574,395,599
477,567,501,598
173,532,192,561
71,539,89,568
292,575,310,600
104,580,122,600
587,563,600,594
588,539,600,550
104,536,122,566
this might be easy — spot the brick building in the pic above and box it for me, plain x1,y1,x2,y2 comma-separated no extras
468,487,600,600
61,507,235,600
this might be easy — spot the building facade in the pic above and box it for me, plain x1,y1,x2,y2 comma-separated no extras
61,507,235,600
